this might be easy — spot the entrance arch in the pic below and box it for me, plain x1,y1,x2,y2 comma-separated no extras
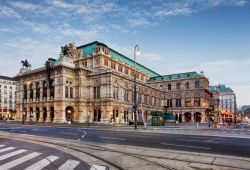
36,107,40,122
184,112,191,122
65,106,74,122
194,112,202,122
94,109,101,122
50,107,54,122
43,107,47,122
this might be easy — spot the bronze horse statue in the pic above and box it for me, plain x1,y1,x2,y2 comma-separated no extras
21,59,32,68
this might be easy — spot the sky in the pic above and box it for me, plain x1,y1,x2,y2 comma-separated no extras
0,0,250,106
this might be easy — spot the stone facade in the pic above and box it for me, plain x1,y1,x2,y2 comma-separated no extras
15,41,214,124
148,72,212,123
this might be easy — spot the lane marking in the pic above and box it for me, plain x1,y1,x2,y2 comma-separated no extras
24,155,59,170
32,129,48,132
160,142,211,150
0,147,15,153
0,145,5,147
0,152,41,169
58,159,80,170
59,132,78,136
0,149,27,161
98,136,126,141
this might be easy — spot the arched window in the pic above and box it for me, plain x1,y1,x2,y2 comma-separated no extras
176,82,181,90
185,82,189,89
168,84,171,91
195,81,200,88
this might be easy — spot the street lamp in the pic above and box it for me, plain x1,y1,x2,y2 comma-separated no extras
87,112,91,127
133,45,140,130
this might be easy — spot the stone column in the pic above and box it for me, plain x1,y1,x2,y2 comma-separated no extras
53,109,66,123
191,112,194,123
40,81,43,101
46,106,51,122
25,107,30,122
33,106,36,122
38,106,44,122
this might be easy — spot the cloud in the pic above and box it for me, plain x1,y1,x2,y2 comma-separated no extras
155,7,192,17
21,21,52,34
128,18,151,27
48,0,76,9
0,5,21,18
8,1,40,11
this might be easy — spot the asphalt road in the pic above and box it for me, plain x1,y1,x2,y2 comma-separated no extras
0,137,89,170
0,123,250,158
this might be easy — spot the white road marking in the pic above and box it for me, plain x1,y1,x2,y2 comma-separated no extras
0,147,15,153
24,155,59,170
98,136,126,141
59,132,78,136
0,145,5,147
160,142,211,150
0,152,41,170
0,149,27,161
90,165,108,170
58,159,80,170
32,129,48,132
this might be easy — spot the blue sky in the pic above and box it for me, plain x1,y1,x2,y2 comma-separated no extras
0,0,250,106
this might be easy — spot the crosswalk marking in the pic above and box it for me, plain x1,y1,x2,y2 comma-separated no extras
0,145,5,147
24,155,59,170
0,152,41,170
0,147,15,153
59,159,80,170
0,149,27,161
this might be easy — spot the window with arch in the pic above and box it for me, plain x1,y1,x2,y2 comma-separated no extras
185,82,189,89
176,82,181,90
168,84,171,91
195,81,200,88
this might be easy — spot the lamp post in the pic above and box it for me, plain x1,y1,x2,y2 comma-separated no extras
133,45,140,130
87,112,90,127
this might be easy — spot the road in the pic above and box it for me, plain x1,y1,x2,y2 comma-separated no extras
0,123,250,158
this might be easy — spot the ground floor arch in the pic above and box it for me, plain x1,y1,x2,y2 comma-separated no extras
50,107,54,122
65,106,74,122
43,107,47,122
184,112,191,122
36,107,40,122
94,109,101,122
194,112,202,122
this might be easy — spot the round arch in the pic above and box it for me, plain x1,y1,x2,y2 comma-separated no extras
184,112,191,122
194,112,202,122
36,107,40,122
50,107,54,122
43,107,47,122
65,106,74,122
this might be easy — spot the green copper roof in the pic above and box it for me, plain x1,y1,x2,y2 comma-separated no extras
209,85,234,93
151,72,200,81
77,41,160,77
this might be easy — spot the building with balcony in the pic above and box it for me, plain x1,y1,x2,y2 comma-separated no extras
0,75,16,119
15,41,213,124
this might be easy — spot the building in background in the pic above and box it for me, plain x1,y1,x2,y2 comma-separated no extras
148,71,212,123
210,85,237,123
15,41,212,124
0,75,16,120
